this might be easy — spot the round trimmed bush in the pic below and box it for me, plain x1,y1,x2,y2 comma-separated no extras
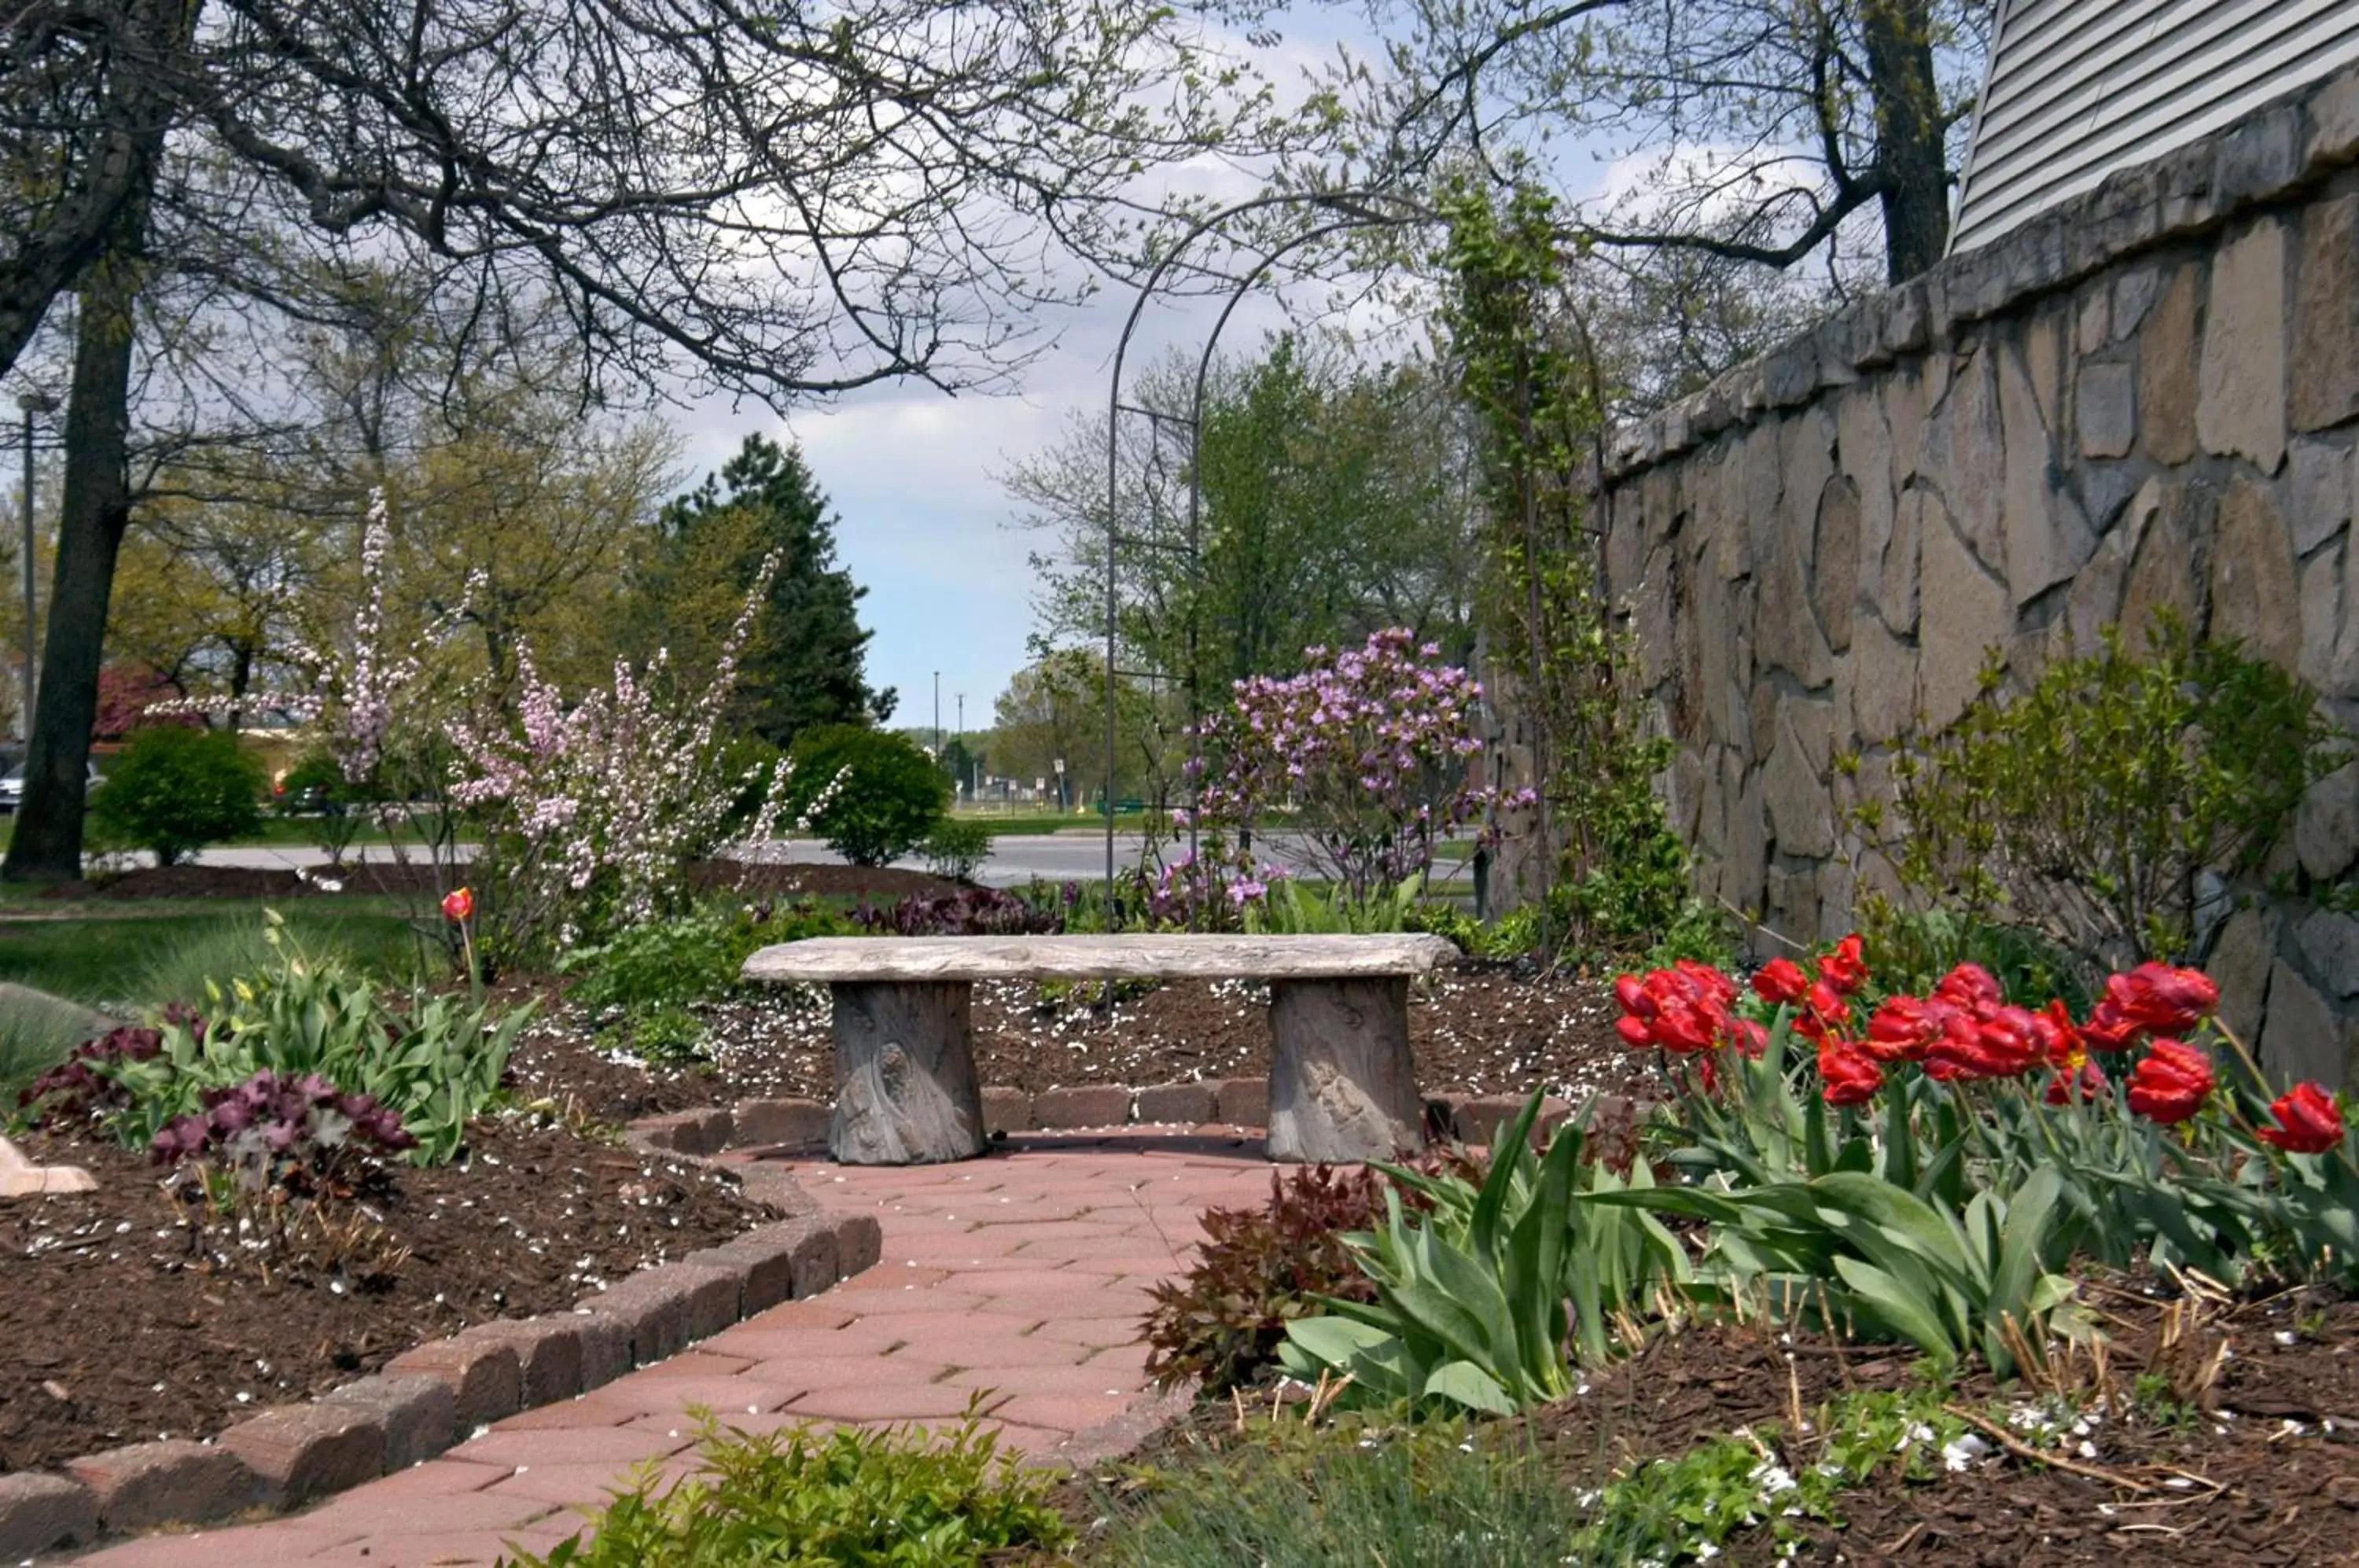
89,727,267,866
787,724,948,867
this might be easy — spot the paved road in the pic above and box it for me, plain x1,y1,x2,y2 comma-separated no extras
178,830,1397,889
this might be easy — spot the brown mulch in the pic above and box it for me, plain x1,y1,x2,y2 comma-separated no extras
1070,1286,2359,1566
504,960,1649,1127
39,859,961,904
0,1115,784,1475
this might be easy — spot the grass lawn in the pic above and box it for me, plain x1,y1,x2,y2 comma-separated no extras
0,904,425,1008
0,900,429,1095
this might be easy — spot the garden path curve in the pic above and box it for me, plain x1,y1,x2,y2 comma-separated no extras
68,1127,1273,1566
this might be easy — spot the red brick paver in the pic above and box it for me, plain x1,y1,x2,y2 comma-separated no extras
69,1126,1268,1566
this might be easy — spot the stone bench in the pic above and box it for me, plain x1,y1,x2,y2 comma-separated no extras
740,933,1457,1166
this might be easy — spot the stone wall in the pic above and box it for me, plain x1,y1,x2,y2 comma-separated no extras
1584,62,2359,1088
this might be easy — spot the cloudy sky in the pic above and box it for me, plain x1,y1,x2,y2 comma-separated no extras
660,9,1664,741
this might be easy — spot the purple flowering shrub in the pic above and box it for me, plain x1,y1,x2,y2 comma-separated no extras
153,1070,418,1204
1126,850,1287,931
1188,630,1530,906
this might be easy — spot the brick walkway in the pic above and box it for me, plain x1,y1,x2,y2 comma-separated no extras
70,1128,1273,1566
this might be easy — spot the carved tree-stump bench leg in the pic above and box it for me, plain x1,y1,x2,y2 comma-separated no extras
829,982,988,1165
1264,977,1427,1163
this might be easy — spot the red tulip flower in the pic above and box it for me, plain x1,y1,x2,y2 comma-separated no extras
2255,1083,2346,1155
1614,963,1740,1055
2086,963,2221,1051
2126,1039,2214,1125
1864,995,1952,1064
1933,963,2004,1015
441,887,476,923
1819,1039,1885,1106
1751,958,1810,1007
2044,1059,2108,1106
1817,933,1869,996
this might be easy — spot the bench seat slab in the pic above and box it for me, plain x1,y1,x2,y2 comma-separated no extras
1266,977,1428,1162
743,933,1456,985
829,982,988,1165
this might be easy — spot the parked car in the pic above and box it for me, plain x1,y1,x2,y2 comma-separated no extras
0,760,102,813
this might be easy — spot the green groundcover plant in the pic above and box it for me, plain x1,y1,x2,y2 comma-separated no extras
499,1415,1069,1568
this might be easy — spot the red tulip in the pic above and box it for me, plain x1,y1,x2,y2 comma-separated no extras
1819,1039,1885,1106
1614,974,1654,1018
1817,933,1869,996
2255,1083,2346,1155
1926,1004,2042,1081
2030,999,2081,1069
2088,963,2221,1051
1934,963,2004,1014
441,887,476,923
1751,958,1810,1007
2104,964,2220,1036
2126,1039,2214,1126
1614,963,1740,1055
1864,995,1951,1064
2044,1059,2108,1106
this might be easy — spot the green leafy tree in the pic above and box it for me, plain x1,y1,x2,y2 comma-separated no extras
86,727,266,866
1006,336,1483,704
789,724,948,867
635,436,890,749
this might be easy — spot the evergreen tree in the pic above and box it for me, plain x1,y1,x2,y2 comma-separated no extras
636,435,892,746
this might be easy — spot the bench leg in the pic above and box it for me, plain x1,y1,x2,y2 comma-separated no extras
1264,977,1426,1163
829,981,988,1165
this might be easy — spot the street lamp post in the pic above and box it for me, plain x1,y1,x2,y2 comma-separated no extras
16,392,56,742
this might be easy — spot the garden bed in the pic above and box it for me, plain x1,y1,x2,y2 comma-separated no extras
0,1114,775,1475
504,959,1644,1126
1063,1286,2359,1566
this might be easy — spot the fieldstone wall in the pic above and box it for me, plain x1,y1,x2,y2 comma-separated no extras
1579,62,2359,1088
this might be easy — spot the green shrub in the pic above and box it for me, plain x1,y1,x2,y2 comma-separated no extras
88,727,267,864
1858,616,2342,977
22,912,524,1165
1090,1415,1589,1568
918,816,994,882
499,1415,1070,1568
564,901,859,1016
1408,904,1544,959
275,747,366,864
787,724,948,866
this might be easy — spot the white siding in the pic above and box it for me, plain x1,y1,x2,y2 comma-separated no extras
1949,0,2359,256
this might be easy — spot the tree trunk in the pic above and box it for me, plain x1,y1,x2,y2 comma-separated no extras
1864,0,1952,282
2,251,144,882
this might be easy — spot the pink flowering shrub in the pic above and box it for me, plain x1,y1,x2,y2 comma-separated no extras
1187,630,1523,907
447,552,820,956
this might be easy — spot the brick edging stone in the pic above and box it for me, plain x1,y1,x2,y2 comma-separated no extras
2,1147,878,1560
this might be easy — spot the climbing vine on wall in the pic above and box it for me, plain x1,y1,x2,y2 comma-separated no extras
1438,182,1707,959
